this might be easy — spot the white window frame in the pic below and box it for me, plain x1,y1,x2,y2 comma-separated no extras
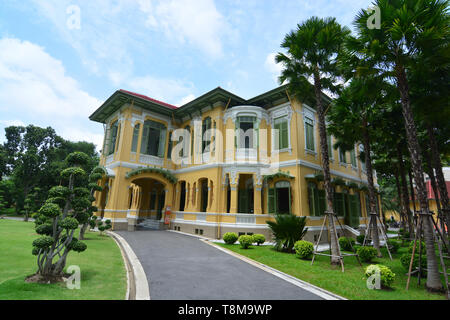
269,103,293,155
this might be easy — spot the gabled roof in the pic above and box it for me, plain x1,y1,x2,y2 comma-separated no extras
89,84,333,124
174,87,246,119
89,89,177,123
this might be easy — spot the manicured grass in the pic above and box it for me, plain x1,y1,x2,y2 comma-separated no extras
0,219,127,300
216,242,447,300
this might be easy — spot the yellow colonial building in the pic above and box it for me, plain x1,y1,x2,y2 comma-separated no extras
89,85,380,242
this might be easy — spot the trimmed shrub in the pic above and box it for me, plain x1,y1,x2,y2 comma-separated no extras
408,240,427,255
339,237,356,251
238,235,253,249
252,234,266,246
223,232,238,245
400,253,427,276
365,264,396,288
356,234,366,244
357,246,378,262
294,240,314,260
387,240,400,254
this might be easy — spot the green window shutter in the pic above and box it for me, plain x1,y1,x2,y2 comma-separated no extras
350,149,357,167
109,122,118,155
288,184,292,214
140,123,150,155
131,124,140,153
158,127,167,158
268,188,276,214
281,121,288,149
167,132,173,160
327,135,332,158
308,185,315,216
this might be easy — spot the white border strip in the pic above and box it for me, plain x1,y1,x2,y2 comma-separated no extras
203,240,346,301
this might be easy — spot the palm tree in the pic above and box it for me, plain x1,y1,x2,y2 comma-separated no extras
276,17,350,265
328,77,388,257
352,0,449,292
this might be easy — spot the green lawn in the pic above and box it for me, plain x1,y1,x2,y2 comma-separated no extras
216,242,447,300
0,219,127,300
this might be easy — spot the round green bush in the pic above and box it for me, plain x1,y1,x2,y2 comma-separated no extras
294,240,314,260
408,240,427,254
400,253,427,276
357,246,378,262
223,232,238,244
238,235,253,249
38,203,62,218
339,237,356,251
387,240,400,254
356,234,366,244
59,217,79,230
252,234,266,246
71,241,87,253
365,264,396,288
32,236,54,249
35,223,53,236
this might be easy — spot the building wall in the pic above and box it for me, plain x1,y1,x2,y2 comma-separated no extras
93,95,378,241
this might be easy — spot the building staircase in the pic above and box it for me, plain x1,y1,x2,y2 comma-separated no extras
138,219,161,230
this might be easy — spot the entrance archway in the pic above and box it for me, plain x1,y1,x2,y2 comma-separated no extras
131,177,167,220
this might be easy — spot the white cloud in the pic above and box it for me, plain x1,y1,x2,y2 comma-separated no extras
125,75,195,106
264,53,284,84
138,0,233,58
176,94,196,107
0,37,103,149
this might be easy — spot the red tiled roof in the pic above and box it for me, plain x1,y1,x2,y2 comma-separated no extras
119,89,178,110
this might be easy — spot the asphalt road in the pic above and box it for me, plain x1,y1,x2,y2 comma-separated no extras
116,229,323,300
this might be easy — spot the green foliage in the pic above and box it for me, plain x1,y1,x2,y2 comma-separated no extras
125,166,177,184
387,240,400,254
32,236,54,249
400,253,427,276
35,223,53,236
294,240,314,260
223,232,238,245
356,234,365,244
365,264,396,288
66,152,90,167
339,237,355,251
263,171,294,182
38,203,61,218
266,215,308,252
61,167,85,179
252,234,266,246
48,186,70,199
357,246,378,263
59,217,79,230
408,241,427,255
71,241,87,253
238,235,253,249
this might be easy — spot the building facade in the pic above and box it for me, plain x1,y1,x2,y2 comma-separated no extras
89,85,380,242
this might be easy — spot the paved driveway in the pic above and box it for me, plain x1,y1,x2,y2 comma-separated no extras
116,230,323,300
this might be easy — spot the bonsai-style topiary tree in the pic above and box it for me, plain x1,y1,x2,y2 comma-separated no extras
30,152,94,281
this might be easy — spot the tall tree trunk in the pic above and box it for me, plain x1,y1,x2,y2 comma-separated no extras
397,145,414,236
362,122,381,257
396,65,443,292
427,125,450,234
394,170,406,229
314,71,341,265
409,170,417,213
426,152,449,253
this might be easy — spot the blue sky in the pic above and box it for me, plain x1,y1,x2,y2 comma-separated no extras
0,0,373,149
